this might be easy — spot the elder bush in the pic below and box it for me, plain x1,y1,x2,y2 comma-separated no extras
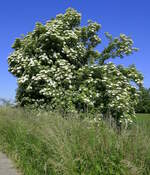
8,8,143,124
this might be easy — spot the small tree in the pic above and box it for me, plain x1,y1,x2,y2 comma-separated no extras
8,8,143,124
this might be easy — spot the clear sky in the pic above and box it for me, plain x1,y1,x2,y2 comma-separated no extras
0,0,150,100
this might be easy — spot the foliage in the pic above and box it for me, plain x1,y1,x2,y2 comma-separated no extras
8,8,143,124
0,107,150,175
135,87,150,113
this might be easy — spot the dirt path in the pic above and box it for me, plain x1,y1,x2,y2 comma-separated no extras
0,152,20,175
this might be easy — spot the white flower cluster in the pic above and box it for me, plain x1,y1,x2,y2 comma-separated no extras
75,62,142,123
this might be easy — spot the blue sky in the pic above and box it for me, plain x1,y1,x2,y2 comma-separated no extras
0,0,150,100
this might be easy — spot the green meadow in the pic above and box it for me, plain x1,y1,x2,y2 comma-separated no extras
0,106,150,175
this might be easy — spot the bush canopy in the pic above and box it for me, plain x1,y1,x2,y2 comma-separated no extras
8,8,143,124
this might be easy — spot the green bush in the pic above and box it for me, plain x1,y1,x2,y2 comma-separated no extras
135,87,150,113
8,8,143,124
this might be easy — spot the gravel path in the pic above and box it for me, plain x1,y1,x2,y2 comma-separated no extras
0,152,20,175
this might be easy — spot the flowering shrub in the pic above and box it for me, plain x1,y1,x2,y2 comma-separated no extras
8,8,143,124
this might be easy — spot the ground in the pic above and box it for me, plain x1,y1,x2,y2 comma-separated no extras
0,152,20,175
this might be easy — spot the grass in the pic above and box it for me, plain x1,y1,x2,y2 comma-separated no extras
0,106,150,175
136,113,150,137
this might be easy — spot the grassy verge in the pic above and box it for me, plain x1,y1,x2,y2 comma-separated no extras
0,107,150,175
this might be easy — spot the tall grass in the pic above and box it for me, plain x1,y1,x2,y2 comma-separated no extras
0,106,150,175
